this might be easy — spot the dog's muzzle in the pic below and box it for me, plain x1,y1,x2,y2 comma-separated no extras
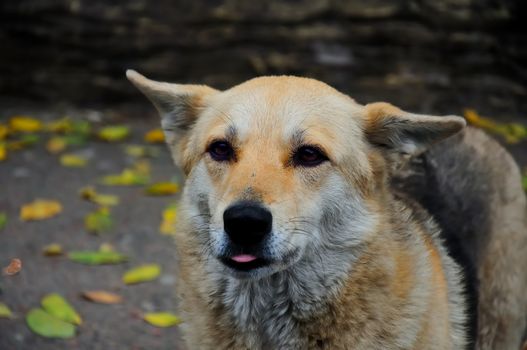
221,201,273,271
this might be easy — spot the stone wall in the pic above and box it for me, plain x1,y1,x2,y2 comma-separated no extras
1,0,526,114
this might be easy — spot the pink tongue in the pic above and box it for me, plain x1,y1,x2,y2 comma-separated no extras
231,254,257,263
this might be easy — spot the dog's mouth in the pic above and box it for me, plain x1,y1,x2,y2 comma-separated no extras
220,254,271,272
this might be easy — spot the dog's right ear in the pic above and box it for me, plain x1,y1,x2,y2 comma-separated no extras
126,70,218,171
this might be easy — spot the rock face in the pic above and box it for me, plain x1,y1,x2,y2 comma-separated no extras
0,0,526,114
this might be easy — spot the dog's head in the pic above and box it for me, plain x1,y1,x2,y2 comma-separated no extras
128,70,465,279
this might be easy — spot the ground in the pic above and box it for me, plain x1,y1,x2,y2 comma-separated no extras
0,103,525,350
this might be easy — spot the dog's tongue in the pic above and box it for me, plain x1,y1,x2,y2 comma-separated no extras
231,254,257,263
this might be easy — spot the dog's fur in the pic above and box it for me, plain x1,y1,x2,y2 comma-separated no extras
127,70,527,350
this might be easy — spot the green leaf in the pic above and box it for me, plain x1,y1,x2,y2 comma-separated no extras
522,174,527,192
63,134,87,146
143,312,182,327
68,251,128,265
26,308,76,339
41,293,82,325
0,212,6,230
84,207,113,234
123,264,161,285
0,302,13,318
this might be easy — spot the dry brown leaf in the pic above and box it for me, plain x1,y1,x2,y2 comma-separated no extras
3,258,22,276
81,290,123,304
144,129,165,143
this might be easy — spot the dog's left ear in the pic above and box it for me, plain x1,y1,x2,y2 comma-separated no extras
364,102,466,156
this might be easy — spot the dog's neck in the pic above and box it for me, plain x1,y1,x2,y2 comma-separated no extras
208,240,366,348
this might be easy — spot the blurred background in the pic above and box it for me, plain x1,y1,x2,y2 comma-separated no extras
0,1,526,349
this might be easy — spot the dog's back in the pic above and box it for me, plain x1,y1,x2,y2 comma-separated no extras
393,127,527,350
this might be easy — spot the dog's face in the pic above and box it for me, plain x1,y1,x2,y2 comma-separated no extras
128,71,465,279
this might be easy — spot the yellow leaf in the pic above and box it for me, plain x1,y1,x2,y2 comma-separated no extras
9,116,43,133
41,293,82,325
97,125,130,142
134,160,151,176
79,187,119,206
464,109,527,144
145,182,179,196
0,123,8,140
46,118,73,134
124,144,159,158
0,302,13,318
46,137,68,154
160,204,177,235
143,312,182,327
60,154,87,167
43,243,63,256
85,207,113,234
20,199,62,221
81,290,123,304
122,264,161,285
144,129,165,143
98,243,115,252
0,142,6,161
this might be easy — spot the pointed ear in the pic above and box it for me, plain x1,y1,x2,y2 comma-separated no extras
364,102,465,156
126,70,218,148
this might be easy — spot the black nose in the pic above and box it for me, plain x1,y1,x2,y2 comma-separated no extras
223,202,273,247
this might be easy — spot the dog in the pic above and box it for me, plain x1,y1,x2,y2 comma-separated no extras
127,70,527,350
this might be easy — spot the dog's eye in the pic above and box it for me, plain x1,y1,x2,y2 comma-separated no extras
208,140,234,161
293,146,328,167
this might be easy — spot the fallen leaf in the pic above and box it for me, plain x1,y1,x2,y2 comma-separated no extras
84,207,113,234
144,129,165,143
9,116,42,133
0,142,6,161
60,154,88,168
101,169,149,186
0,302,13,318
98,243,115,252
123,264,161,285
97,125,130,142
3,258,22,276
0,212,6,230
26,308,76,339
43,243,63,256
79,187,119,206
68,251,128,265
41,293,82,325
145,182,179,196
160,204,177,235
124,144,159,158
81,290,123,304
63,134,87,146
7,134,40,151
46,137,68,154
143,312,182,327
20,199,62,221
0,123,7,140
46,118,73,134
70,120,92,136
464,109,527,144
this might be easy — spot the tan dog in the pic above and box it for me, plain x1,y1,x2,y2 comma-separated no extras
127,70,527,350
